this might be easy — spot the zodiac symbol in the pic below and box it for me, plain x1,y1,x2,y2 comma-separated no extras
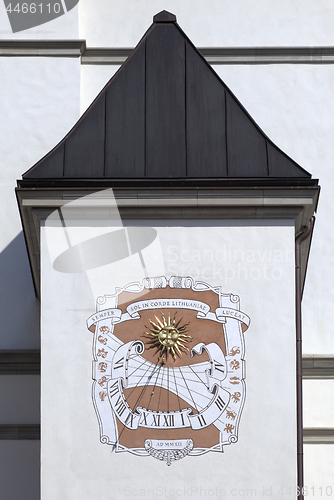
98,376,108,387
224,423,234,434
99,391,107,402
98,335,108,345
225,409,237,420
98,362,107,372
230,377,240,385
230,360,240,370
97,349,108,358
99,326,110,334
229,346,240,356
231,392,241,403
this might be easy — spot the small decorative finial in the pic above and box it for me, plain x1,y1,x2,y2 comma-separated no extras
153,11,177,23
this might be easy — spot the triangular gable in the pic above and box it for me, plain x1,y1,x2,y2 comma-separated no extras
23,11,311,180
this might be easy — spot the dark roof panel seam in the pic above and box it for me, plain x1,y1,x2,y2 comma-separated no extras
265,140,269,177
62,137,66,177
224,88,229,176
103,85,107,177
184,39,188,177
144,38,147,177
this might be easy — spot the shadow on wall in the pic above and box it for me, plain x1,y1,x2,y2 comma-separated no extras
0,232,40,349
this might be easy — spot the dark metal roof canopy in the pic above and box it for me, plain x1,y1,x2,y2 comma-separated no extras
16,11,320,298
20,10,312,185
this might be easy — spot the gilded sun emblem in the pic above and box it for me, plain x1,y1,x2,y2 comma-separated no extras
143,312,192,361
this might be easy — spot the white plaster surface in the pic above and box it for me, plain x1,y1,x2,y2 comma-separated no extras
79,0,334,48
0,441,40,500
212,64,334,354
0,375,40,424
0,57,80,248
41,222,297,499
303,380,334,428
80,65,120,114
304,445,334,492
0,56,80,348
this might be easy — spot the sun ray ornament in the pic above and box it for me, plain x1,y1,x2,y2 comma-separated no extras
143,312,192,361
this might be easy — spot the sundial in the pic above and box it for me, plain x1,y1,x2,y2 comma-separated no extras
87,275,250,465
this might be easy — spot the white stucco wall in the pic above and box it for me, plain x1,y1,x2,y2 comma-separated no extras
304,445,334,493
80,65,120,114
79,0,334,47
41,221,297,499
303,380,334,428
212,64,334,354
0,56,80,348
